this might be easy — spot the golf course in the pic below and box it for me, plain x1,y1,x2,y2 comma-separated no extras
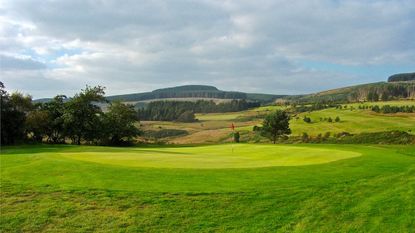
1,144,415,232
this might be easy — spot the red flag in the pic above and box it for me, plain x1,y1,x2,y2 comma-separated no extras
230,123,235,131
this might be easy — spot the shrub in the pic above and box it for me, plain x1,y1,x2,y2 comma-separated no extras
177,111,197,122
323,132,331,139
336,132,351,138
234,132,240,143
330,131,415,144
316,133,322,142
301,132,309,142
144,129,188,139
303,116,312,123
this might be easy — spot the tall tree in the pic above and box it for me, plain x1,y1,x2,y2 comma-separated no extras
261,110,291,144
102,102,140,145
1,82,33,145
42,95,67,143
63,86,106,145
25,110,50,142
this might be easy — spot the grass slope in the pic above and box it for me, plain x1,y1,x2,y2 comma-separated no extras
291,105,415,136
1,144,415,232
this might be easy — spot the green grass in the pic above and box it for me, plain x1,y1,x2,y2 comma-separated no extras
291,107,415,136
196,112,245,121
55,144,359,168
1,144,415,232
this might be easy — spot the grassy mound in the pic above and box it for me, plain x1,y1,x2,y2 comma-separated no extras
57,144,360,168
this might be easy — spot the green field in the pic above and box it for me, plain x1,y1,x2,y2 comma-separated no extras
140,100,415,144
290,107,415,136
1,144,415,232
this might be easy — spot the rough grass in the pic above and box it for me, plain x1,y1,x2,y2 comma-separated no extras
1,144,415,232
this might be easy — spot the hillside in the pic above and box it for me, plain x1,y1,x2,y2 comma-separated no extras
285,81,415,103
106,85,283,103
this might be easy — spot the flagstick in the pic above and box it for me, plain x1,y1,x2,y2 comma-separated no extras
232,122,235,153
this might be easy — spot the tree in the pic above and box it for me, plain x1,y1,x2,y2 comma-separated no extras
1,83,33,145
63,86,106,145
316,133,323,142
25,110,50,142
367,91,379,102
177,110,197,122
323,132,331,140
261,110,291,144
328,117,333,122
303,116,311,123
42,95,67,143
102,102,140,145
381,92,390,101
301,132,309,142
335,116,340,122
233,131,240,143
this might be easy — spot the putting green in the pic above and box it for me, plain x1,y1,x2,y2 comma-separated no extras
61,144,361,168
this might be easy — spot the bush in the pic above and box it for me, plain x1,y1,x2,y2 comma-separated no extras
234,132,240,143
301,132,309,142
336,132,352,138
303,116,312,123
323,132,331,139
330,131,415,144
144,129,188,139
177,111,197,122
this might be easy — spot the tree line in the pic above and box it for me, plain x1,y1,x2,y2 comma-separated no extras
355,83,415,102
387,72,415,82
294,102,340,113
137,99,260,122
371,105,415,114
1,83,140,146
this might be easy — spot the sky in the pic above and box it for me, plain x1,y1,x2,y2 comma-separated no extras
1,0,414,99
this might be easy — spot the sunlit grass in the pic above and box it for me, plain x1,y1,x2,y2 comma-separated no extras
1,144,414,231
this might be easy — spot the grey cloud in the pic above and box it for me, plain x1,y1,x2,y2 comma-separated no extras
0,55,46,70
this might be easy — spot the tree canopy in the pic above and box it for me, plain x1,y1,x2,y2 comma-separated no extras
1,83,140,146
260,110,291,144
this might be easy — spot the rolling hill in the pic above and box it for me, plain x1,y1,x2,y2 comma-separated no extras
34,72,414,105
106,85,284,103
34,85,284,104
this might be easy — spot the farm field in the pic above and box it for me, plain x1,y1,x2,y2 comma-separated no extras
1,144,415,232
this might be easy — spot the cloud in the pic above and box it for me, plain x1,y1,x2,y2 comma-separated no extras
0,0,414,98
0,54,46,70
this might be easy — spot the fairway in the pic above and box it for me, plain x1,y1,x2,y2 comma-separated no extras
60,144,360,168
